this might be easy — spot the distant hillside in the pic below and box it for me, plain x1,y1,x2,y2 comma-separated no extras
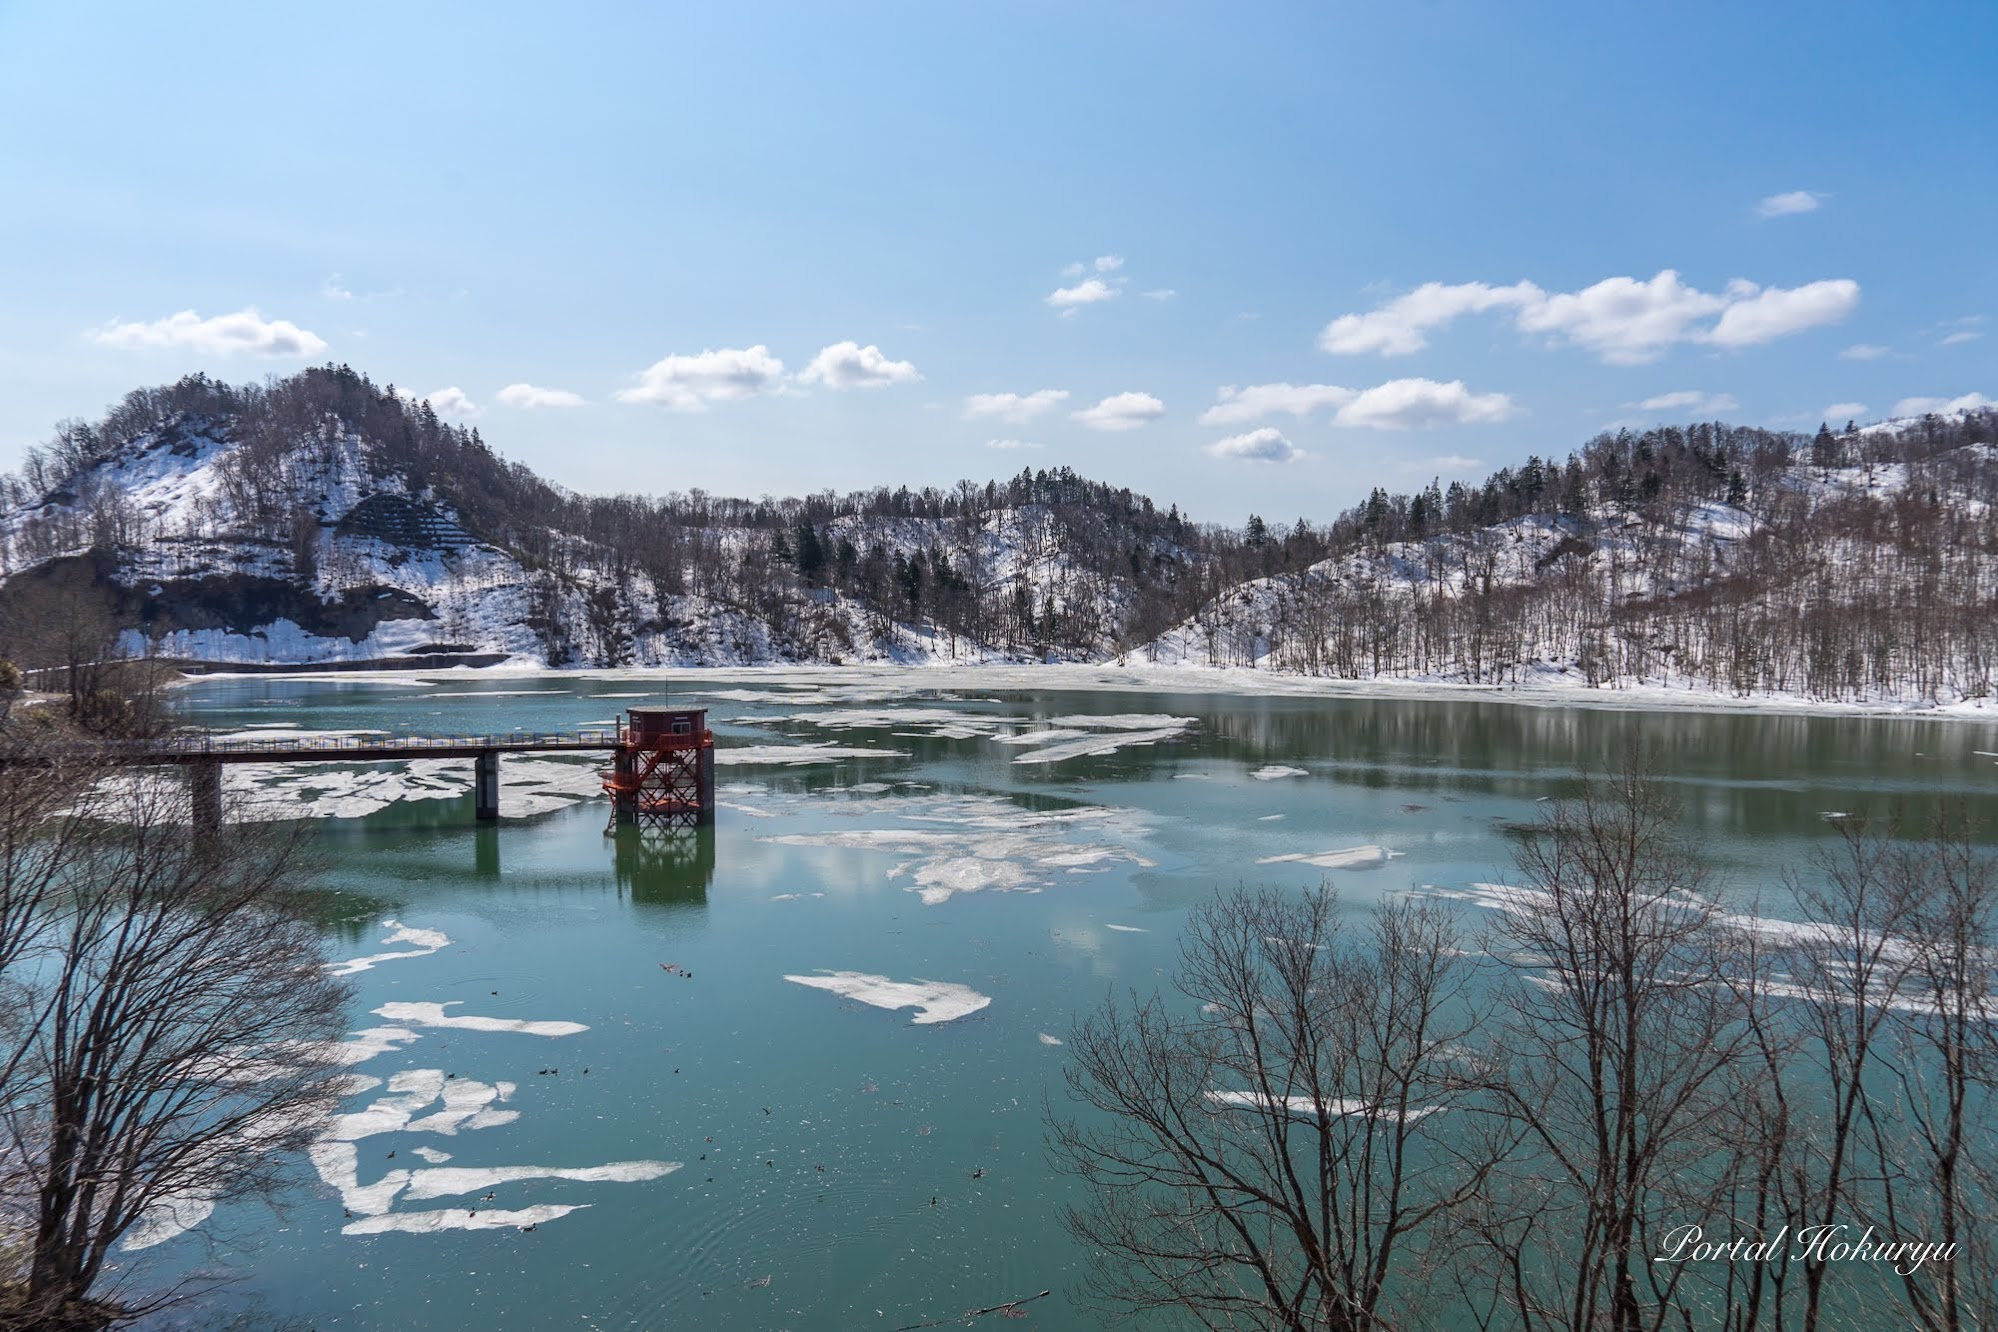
3,366,1994,708
1150,410,1998,706
0,366,1227,670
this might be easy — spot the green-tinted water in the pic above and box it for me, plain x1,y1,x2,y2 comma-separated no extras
122,670,1998,1330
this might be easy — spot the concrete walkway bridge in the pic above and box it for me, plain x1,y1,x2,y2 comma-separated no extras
32,708,716,832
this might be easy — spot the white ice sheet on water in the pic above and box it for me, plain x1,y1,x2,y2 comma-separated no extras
1206,1090,1444,1121
784,971,992,1024
326,920,451,976
1256,846,1392,870
372,1002,588,1038
761,792,1154,904
1251,765,1310,781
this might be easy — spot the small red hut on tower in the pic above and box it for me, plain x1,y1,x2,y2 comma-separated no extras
602,707,715,829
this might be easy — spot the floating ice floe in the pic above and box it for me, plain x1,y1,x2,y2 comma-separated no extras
1011,726,1189,765
371,1002,589,1038
1104,923,1148,933
323,1070,520,1142
209,754,606,823
412,1146,453,1164
342,1204,590,1235
1205,1090,1445,1121
1251,765,1310,781
762,793,1154,904
1037,1033,1065,1046
783,971,992,1024
716,743,910,766
400,1160,681,1202
1256,846,1392,871
317,1026,423,1066
326,920,452,977
123,1194,219,1251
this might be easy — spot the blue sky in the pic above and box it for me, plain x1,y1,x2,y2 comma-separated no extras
1,1,1991,523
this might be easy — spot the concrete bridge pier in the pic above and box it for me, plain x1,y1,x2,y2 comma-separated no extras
474,750,500,822
190,760,223,837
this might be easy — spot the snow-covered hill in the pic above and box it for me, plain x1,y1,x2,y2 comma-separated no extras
0,369,1187,669
5,369,1996,712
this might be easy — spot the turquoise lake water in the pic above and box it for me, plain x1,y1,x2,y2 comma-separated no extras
116,670,1998,1330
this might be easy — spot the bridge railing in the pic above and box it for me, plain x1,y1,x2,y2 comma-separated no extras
107,729,625,758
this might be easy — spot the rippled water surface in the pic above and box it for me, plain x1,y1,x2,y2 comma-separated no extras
124,669,1998,1330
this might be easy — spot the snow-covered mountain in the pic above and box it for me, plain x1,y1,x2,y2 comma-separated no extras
0,367,1200,669
4,367,1996,710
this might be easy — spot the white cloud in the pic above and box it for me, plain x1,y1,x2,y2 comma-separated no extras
1634,390,1740,415
322,275,353,301
1331,378,1514,430
1200,383,1357,426
1207,427,1301,463
963,389,1069,422
1059,261,1085,279
616,345,786,410
423,387,480,418
1823,402,1869,421
1094,254,1124,272
797,341,921,390
1841,343,1892,360
1318,280,1542,356
1892,392,1995,418
1046,278,1118,315
1941,330,1984,347
1141,288,1177,301
89,308,328,358
1323,270,1860,365
1755,190,1826,218
1072,391,1165,431
1516,272,1728,364
984,439,1044,450
497,383,585,409
1706,279,1860,348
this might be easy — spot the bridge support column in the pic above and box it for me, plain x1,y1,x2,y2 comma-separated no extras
611,749,636,827
474,750,500,822
696,745,716,827
190,761,223,838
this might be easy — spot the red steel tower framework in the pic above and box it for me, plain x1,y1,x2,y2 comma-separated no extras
602,708,715,830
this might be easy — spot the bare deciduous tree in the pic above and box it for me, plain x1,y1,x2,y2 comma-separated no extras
0,761,351,1331
1469,766,1758,1332
1050,888,1500,1331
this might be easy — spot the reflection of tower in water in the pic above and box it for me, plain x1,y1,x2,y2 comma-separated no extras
610,825,715,906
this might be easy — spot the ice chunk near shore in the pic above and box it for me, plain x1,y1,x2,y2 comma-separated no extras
1256,846,1392,871
326,920,451,976
784,971,992,1024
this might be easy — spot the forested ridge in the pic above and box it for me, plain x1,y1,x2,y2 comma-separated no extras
1,365,1994,705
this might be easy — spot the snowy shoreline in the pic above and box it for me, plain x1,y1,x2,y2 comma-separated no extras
166,658,1998,725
